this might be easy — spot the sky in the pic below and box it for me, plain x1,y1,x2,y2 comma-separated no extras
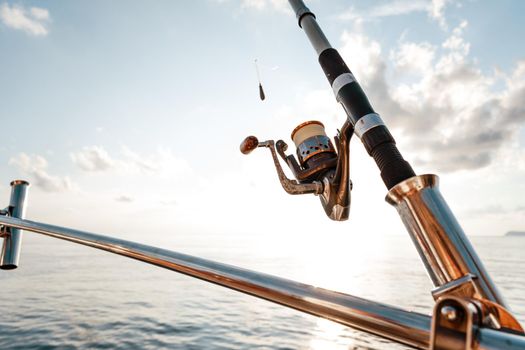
0,0,524,251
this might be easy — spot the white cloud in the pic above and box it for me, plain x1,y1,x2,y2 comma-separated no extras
71,146,114,172
70,145,193,179
241,0,265,10
115,195,134,203
339,0,453,29
340,30,383,82
55,145,197,232
442,20,469,54
120,146,159,173
29,7,49,21
369,0,429,18
274,21,524,174
0,3,50,36
430,0,452,29
9,153,73,192
391,42,435,74
334,21,525,173
240,0,291,14
119,146,193,178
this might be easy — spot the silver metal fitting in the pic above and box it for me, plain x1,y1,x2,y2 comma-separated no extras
431,297,479,350
332,73,356,100
440,305,458,322
354,113,385,138
295,6,314,27
296,135,336,165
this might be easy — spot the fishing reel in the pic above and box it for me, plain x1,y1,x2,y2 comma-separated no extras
240,120,353,221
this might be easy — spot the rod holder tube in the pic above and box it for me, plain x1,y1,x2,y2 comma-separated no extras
0,180,29,269
386,175,506,308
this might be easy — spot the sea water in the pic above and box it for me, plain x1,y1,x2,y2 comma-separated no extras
1,234,524,349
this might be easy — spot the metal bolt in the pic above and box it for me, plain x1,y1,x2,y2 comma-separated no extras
441,305,458,322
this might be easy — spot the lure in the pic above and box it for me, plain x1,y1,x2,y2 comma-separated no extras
254,59,266,101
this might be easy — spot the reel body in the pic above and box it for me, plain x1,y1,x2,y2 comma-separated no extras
240,120,352,221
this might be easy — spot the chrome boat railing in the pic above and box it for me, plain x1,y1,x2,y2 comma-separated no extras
1,212,525,349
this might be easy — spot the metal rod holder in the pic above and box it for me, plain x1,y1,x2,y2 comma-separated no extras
386,175,524,333
386,175,505,305
0,180,29,269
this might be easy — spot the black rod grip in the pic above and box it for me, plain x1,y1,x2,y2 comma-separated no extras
371,143,415,189
318,48,415,189
362,126,415,189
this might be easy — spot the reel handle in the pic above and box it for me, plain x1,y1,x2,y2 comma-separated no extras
240,136,259,155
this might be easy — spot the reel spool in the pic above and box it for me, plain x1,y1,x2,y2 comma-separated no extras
290,121,338,182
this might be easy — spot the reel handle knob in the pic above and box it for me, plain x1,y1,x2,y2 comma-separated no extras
240,136,259,155
276,140,288,152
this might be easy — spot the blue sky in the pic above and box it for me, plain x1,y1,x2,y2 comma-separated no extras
0,0,524,245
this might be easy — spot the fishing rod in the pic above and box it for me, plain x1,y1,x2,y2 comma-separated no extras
1,1,525,349
240,0,525,347
285,0,415,191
